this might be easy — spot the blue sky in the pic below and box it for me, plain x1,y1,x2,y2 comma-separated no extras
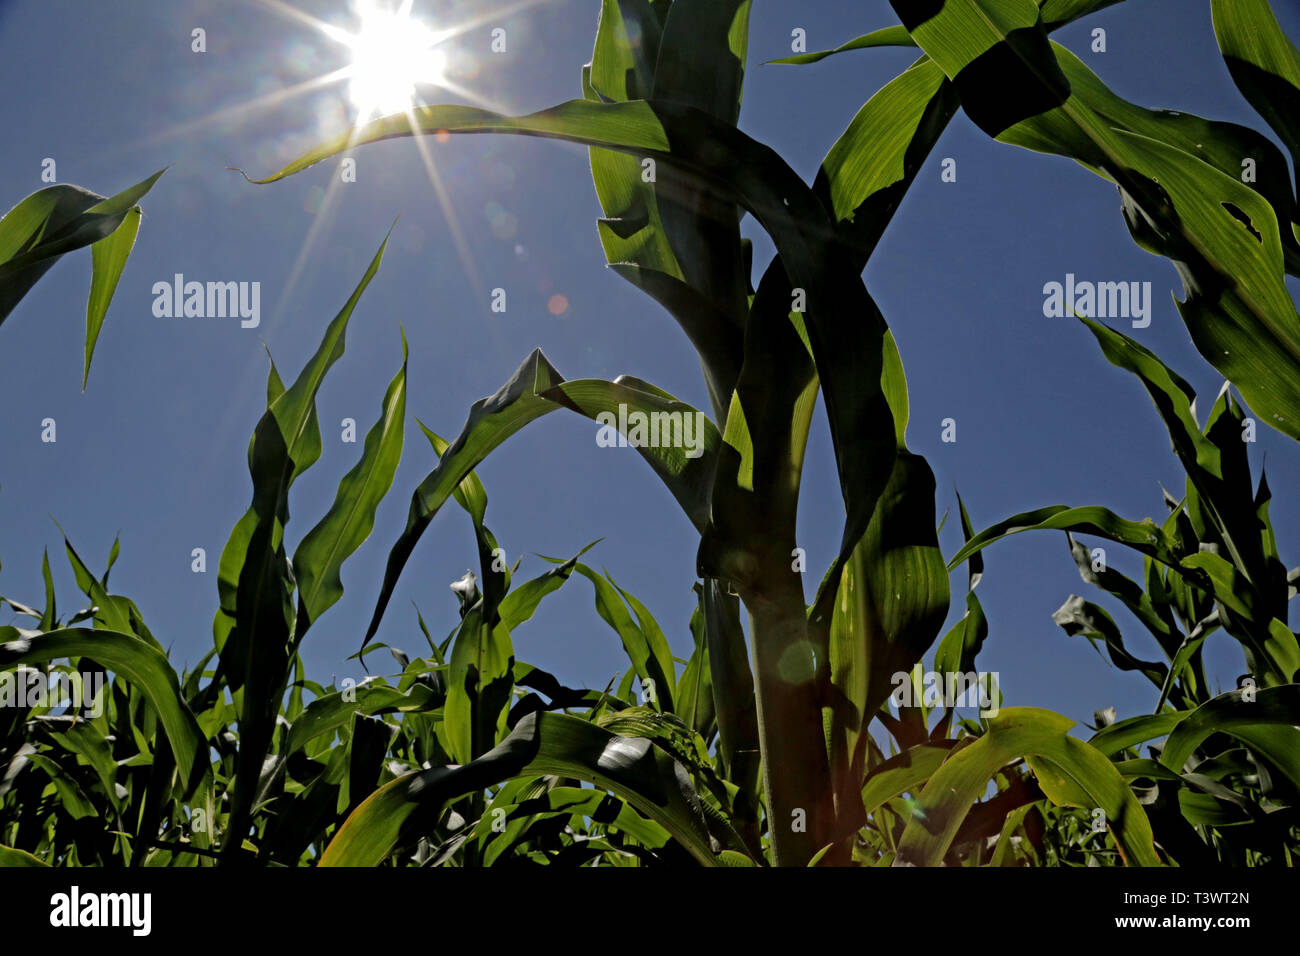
1,0,1297,733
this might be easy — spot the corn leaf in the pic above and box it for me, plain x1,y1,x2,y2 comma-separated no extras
0,169,165,384
320,711,721,866
293,333,407,635
894,707,1160,866
889,0,1300,438
0,627,208,798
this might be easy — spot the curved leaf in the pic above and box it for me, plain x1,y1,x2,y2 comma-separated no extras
364,348,718,646
0,169,165,383
320,711,722,866
0,627,208,798
769,26,917,65
894,707,1160,866
1160,686,1300,791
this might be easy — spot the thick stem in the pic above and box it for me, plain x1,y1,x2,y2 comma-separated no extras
745,578,833,866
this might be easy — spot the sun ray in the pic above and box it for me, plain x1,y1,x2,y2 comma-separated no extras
199,143,358,491
189,0,560,502
243,0,345,40
427,0,553,47
404,105,489,301
85,67,352,169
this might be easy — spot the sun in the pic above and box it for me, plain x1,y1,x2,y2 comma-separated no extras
334,1,448,122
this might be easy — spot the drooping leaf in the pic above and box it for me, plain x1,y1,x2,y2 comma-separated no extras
0,627,208,798
84,206,141,390
365,349,718,646
0,169,165,383
320,711,721,866
768,26,917,65
770,1,1128,66
948,504,1187,572
890,0,1300,437
894,707,1160,866
1160,686,1300,792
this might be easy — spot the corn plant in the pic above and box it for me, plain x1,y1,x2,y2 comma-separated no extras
245,0,1200,867
945,318,1300,866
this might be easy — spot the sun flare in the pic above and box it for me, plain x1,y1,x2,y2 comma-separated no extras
333,1,447,122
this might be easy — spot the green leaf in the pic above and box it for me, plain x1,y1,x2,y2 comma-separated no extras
1113,129,1300,442
0,627,208,798
698,579,761,839
815,59,960,268
542,376,721,531
1212,0,1300,187
573,563,676,714
0,845,48,867
365,349,718,646
498,543,598,630
647,0,752,395
891,0,1300,436
582,2,744,412
769,2,1129,66
1065,531,1182,663
320,711,720,866
862,740,962,817
676,597,716,741
934,492,988,676
83,206,141,390
247,102,669,185
1088,710,1188,757
769,25,917,65
1038,0,1128,30
284,681,436,758
24,753,97,820
216,229,391,685
59,532,162,649
948,504,1186,572
894,707,1160,866
38,549,55,632
1051,594,1168,687
0,170,165,384
825,448,950,823
1160,686,1300,792
444,605,515,763
293,333,407,635
213,228,391,854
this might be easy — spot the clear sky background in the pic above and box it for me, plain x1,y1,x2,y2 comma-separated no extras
1,0,1297,733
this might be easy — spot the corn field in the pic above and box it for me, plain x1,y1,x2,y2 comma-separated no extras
1,0,1299,886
